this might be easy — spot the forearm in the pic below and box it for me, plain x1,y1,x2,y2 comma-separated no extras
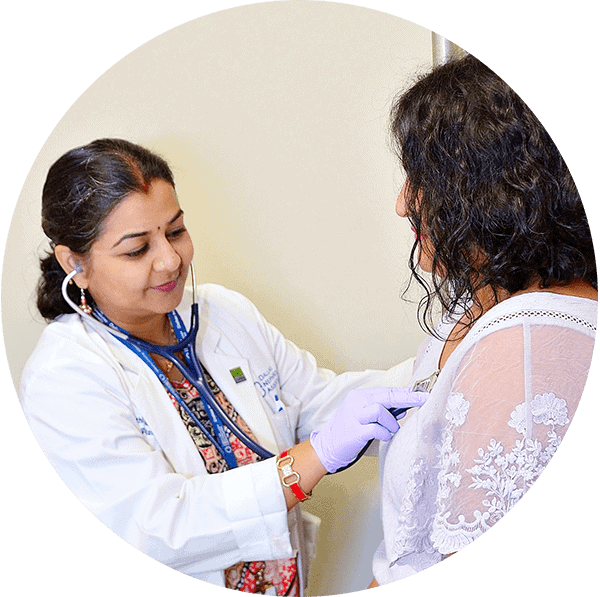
276,439,327,510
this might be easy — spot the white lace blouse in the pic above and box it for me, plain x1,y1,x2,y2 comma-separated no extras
373,292,597,584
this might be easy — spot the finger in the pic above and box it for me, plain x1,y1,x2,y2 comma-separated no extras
350,387,428,410
361,422,395,442
389,405,411,418
385,387,429,409
347,387,392,403
357,403,400,433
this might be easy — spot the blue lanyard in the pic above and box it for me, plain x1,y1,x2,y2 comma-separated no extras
93,308,239,469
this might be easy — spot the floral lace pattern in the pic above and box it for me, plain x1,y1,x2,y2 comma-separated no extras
432,391,569,553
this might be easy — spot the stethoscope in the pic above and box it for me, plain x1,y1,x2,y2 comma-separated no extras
61,263,274,468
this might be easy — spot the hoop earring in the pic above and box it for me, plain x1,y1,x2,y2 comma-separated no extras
79,288,93,315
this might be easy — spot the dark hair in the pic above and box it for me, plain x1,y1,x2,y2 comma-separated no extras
37,138,175,321
390,54,596,335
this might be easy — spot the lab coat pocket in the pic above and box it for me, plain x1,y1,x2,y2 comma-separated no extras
279,391,303,440
262,390,301,448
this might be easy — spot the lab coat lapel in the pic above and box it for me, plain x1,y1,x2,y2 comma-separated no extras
135,372,209,475
108,336,209,477
199,327,280,457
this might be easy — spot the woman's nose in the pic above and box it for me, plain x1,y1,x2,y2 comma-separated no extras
395,180,409,218
154,239,181,272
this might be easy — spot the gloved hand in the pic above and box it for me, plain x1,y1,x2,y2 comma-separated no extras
310,387,428,474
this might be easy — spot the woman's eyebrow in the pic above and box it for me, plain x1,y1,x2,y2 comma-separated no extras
112,209,184,248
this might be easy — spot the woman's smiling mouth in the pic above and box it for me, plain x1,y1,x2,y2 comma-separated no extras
152,280,178,292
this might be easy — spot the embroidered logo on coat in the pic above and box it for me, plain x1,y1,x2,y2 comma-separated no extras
230,367,247,383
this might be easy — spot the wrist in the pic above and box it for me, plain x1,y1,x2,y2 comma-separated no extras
276,450,312,502
277,440,327,509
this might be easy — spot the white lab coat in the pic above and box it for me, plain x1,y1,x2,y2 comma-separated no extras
20,283,413,591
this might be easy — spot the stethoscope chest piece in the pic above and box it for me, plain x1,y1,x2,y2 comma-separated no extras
411,370,440,394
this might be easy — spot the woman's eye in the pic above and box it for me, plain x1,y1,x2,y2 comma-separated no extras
124,245,149,258
167,227,186,239
122,227,185,258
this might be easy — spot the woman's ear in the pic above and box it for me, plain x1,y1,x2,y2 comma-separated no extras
54,245,89,289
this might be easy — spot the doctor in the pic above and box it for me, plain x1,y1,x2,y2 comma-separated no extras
21,138,425,595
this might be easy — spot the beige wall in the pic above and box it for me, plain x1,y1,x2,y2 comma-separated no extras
3,3,430,595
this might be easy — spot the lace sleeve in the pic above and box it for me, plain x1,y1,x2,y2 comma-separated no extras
431,322,593,555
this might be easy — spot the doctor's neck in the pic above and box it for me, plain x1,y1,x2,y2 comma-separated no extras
100,308,174,346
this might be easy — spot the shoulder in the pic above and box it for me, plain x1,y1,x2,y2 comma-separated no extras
20,314,125,399
196,283,260,311
467,292,596,346
435,292,597,384
464,292,598,349
24,314,97,361
176,284,273,350
193,283,266,325
444,292,596,387
438,291,597,344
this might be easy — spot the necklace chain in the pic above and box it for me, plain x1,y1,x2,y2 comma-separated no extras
159,321,177,377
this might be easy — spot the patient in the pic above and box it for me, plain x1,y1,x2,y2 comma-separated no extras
371,54,597,585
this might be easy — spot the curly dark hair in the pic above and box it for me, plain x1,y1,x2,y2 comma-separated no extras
37,138,175,321
390,54,596,335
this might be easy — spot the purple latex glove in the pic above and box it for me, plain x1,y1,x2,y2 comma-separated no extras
310,387,428,474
